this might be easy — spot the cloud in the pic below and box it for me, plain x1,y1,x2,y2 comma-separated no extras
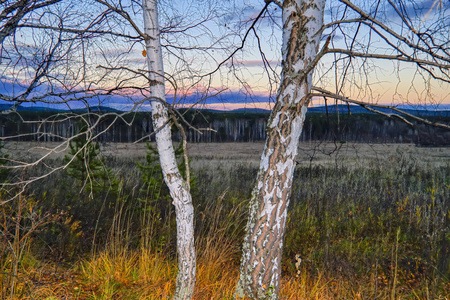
380,0,449,19
167,90,271,105
233,59,281,68
174,101,273,111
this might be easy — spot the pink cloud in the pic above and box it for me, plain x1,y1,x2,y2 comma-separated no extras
175,102,274,111
233,59,281,68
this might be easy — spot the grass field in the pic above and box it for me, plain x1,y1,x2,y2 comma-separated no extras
1,141,449,299
6,140,450,165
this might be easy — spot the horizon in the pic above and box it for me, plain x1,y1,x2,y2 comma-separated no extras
2,90,450,113
1,1,449,114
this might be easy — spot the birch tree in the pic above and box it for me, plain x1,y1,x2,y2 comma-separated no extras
142,0,195,298
2,1,228,298
236,1,327,298
234,0,450,299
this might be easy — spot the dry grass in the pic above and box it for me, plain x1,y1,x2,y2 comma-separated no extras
6,141,450,166
2,141,449,299
11,245,448,300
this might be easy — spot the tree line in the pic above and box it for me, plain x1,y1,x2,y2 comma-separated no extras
1,110,449,146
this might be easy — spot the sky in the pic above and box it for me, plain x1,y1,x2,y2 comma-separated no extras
195,0,450,108
1,0,449,111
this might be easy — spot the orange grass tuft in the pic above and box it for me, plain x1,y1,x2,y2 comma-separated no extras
12,244,447,300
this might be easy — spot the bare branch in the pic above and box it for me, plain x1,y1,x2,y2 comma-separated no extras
199,1,271,78
327,48,450,70
94,0,147,40
310,86,450,130
337,0,450,64
15,24,142,40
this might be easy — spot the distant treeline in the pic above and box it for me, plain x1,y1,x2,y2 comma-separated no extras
0,109,449,146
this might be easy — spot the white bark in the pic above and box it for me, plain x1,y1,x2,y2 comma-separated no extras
142,1,196,299
236,0,326,299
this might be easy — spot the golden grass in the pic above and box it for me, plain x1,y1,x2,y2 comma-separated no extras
8,244,446,300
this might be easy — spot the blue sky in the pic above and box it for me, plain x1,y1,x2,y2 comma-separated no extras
1,0,449,111
158,0,450,107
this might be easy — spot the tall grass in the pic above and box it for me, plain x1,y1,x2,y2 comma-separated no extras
1,144,449,298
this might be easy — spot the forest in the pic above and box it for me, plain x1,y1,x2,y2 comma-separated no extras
1,108,450,145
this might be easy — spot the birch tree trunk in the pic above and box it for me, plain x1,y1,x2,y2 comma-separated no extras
236,0,326,299
142,1,196,299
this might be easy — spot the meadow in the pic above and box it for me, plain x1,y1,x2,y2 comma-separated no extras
0,141,449,299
